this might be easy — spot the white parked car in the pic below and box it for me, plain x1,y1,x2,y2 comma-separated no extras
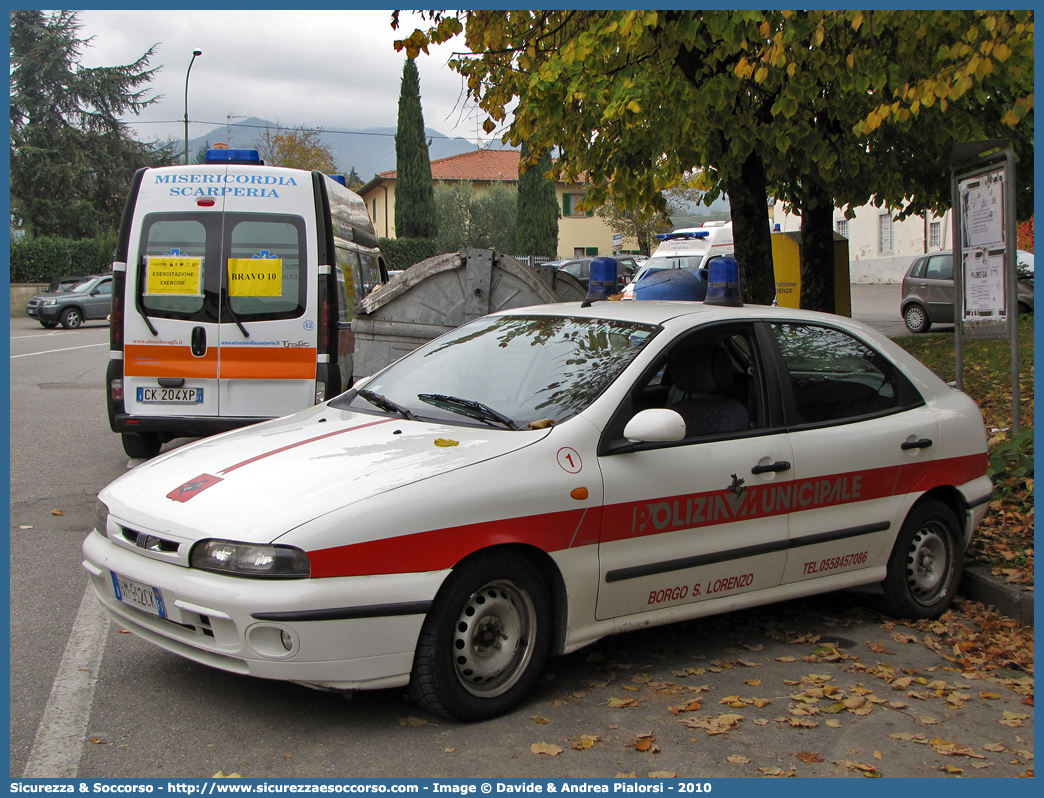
84,297,991,721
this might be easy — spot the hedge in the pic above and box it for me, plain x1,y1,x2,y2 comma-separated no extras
377,237,440,271
10,235,118,283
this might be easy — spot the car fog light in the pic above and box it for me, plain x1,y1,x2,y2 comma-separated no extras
190,539,310,578
281,630,293,651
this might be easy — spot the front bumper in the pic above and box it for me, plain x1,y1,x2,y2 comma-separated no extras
27,302,61,321
82,528,448,690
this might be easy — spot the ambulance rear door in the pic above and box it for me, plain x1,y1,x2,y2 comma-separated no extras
216,163,319,419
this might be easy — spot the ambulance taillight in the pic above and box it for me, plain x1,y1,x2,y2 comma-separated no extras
110,271,125,351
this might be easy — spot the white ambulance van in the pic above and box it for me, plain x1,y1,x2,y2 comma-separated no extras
106,148,388,459
621,221,734,298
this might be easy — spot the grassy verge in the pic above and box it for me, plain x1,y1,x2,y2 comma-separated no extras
892,314,1034,588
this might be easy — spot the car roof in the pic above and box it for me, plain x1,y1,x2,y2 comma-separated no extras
487,298,877,331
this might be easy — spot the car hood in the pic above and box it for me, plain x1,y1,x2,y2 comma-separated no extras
102,404,552,544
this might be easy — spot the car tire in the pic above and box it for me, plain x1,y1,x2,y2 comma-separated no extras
39,321,59,329
1018,302,1031,315
122,432,162,459
903,303,931,334
881,499,962,620
409,552,551,722
60,307,83,329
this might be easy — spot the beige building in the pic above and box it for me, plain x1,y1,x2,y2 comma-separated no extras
357,149,635,258
772,199,952,284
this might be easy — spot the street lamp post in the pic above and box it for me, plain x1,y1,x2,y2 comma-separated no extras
183,48,202,164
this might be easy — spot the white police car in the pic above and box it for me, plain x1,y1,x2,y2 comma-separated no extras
83,281,991,721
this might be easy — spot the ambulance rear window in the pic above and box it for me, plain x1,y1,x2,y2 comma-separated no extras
227,219,306,318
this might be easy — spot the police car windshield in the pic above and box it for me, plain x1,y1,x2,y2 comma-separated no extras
341,315,658,428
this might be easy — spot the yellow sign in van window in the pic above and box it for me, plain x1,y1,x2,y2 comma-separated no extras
228,258,283,297
146,257,203,296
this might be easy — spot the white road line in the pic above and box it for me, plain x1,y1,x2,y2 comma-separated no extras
10,342,108,359
22,587,112,778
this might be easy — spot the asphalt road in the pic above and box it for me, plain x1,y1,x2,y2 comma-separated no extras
8,301,1028,781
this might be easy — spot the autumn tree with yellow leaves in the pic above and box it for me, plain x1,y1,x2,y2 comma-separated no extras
393,10,1033,311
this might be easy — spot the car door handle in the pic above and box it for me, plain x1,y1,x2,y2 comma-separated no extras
191,326,207,358
901,438,934,450
751,460,792,475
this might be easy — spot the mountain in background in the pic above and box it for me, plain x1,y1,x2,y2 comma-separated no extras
186,117,506,182
184,117,731,214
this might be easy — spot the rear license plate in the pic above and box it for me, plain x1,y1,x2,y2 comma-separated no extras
136,387,203,404
111,572,166,618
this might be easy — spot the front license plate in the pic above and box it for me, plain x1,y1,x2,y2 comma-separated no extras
111,572,166,618
136,387,203,404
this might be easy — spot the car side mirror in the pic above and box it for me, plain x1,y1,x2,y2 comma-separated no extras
622,408,687,443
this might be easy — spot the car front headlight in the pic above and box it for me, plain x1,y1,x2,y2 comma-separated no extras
94,500,109,537
42,299,58,306
190,539,310,578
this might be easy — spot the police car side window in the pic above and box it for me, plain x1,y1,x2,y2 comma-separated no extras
770,324,901,425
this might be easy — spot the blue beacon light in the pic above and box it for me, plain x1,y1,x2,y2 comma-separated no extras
703,255,743,306
581,257,619,307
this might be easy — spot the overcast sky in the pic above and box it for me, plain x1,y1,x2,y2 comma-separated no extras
75,9,492,147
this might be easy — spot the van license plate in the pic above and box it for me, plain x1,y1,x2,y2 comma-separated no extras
136,387,203,404
110,572,166,618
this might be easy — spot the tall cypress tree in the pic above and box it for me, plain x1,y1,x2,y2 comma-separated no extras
394,58,437,239
10,10,174,237
516,141,560,258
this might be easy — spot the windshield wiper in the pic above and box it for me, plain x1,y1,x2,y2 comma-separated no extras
357,389,418,421
418,393,519,431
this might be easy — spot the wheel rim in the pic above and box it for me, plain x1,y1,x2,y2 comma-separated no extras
905,525,950,604
905,306,925,331
452,578,537,698
66,311,81,326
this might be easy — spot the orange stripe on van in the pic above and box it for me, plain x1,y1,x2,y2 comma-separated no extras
125,345,218,379
219,346,316,380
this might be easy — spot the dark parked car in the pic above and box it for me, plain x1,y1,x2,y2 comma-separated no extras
551,255,640,289
26,273,113,329
900,250,1033,333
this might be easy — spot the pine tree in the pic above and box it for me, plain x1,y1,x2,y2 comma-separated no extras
10,10,176,237
516,141,559,258
393,58,437,239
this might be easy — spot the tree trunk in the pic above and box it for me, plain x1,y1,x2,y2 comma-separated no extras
724,153,776,305
797,182,836,313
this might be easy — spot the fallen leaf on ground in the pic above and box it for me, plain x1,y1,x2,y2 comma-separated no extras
607,697,642,709
726,755,750,764
530,716,550,724
531,742,563,756
679,713,743,736
1000,712,1028,728
399,717,428,727
797,751,823,763
759,766,796,777
572,735,599,750
648,772,677,779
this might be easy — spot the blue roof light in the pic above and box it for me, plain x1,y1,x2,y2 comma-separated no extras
703,256,743,307
205,148,263,165
327,174,347,186
580,257,619,307
655,231,710,241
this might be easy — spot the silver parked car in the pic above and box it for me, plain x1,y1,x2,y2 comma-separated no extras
900,250,1034,333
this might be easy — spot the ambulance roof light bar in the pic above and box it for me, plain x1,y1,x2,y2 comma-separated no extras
655,230,710,241
205,148,264,165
